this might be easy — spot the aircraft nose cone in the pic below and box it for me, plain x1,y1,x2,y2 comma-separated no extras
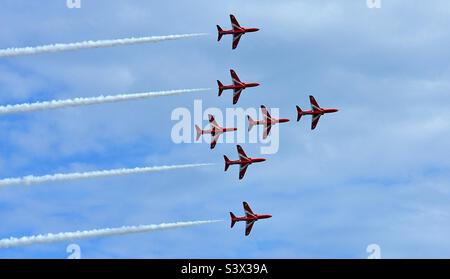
268,214,272,218
255,28,260,32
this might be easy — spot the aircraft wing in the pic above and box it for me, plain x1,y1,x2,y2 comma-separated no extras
230,69,242,85
261,105,271,121
230,14,242,30
261,105,272,139
263,123,272,139
208,114,221,129
243,201,256,217
239,163,250,180
309,95,321,112
232,33,243,50
233,88,243,105
237,145,249,160
210,133,220,149
311,114,321,130
245,220,256,236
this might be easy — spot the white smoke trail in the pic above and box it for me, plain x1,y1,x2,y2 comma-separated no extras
0,220,222,249
0,163,213,188
0,88,210,115
0,33,208,58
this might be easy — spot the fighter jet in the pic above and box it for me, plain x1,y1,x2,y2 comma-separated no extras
217,69,260,105
248,105,290,139
217,14,259,49
296,95,339,130
195,114,238,149
230,202,272,236
224,145,266,180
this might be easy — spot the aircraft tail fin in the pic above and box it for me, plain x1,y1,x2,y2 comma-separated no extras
247,115,257,131
296,106,303,122
217,25,224,41
224,155,231,171
230,212,237,228
217,80,224,96
195,125,203,141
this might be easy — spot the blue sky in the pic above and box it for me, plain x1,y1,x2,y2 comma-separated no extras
0,0,450,258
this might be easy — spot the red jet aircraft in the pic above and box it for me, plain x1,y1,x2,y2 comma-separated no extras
248,105,290,139
224,145,266,180
217,69,260,105
195,114,237,149
230,202,272,236
217,14,259,49
296,95,339,130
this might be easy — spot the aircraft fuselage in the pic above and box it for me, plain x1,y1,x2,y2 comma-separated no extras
227,158,266,166
234,214,272,222
221,82,260,91
254,118,290,125
220,28,260,35
301,108,339,116
202,127,238,136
